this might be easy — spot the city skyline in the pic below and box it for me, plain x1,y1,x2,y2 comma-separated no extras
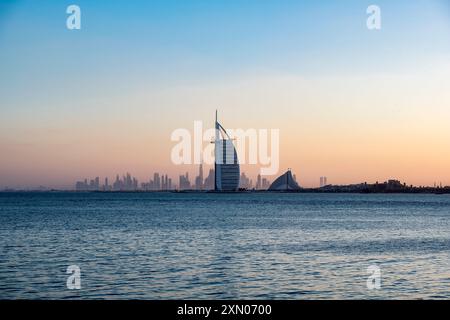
3,163,447,192
1,1,450,189
73,167,274,192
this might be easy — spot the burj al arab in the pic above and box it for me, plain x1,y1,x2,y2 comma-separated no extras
214,111,240,191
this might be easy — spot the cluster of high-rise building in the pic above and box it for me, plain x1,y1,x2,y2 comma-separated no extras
76,173,165,191
179,172,191,190
74,166,270,192
178,166,217,190
76,173,140,191
141,173,172,191
255,174,271,190
75,112,277,192
75,177,102,191
113,173,139,191
239,172,253,189
239,172,271,190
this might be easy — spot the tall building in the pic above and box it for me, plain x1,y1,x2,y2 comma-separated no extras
320,176,328,187
204,169,215,190
154,173,160,190
214,111,240,191
195,163,204,190
256,174,262,190
104,177,109,191
262,178,270,189
239,172,252,189
142,172,170,191
179,173,191,190
125,173,132,190
113,175,121,190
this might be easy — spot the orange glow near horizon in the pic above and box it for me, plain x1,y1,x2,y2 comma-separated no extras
1,70,450,189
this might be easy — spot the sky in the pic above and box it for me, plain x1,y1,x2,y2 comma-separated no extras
0,0,450,189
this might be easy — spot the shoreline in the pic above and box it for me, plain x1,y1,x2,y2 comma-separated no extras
1,189,449,195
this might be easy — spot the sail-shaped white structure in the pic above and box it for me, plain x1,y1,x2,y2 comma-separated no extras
214,111,240,191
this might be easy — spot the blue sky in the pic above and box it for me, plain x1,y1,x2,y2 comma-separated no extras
1,0,449,90
1,0,449,122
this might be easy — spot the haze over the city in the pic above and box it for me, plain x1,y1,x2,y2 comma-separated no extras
1,0,450,189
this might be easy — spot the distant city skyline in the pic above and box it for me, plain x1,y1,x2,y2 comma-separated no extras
2,164,447,191
1,1,450,188
73,166,273,192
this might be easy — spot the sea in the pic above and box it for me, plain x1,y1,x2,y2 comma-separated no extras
1,192,450,299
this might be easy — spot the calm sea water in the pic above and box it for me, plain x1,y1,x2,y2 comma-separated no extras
1,192,450,299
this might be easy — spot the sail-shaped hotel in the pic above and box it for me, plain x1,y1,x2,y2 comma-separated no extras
214,111,240,191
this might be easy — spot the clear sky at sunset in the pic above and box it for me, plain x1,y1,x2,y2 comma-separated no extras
1,0,450,188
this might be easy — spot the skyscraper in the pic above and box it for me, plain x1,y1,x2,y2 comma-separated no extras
262,178,270,189
154,173,160,190
195,163,204,190
204,169,215,190
214,111,240,191
256,174,262,190
179,173,191,190
239,172,252,189
320,177,328,187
